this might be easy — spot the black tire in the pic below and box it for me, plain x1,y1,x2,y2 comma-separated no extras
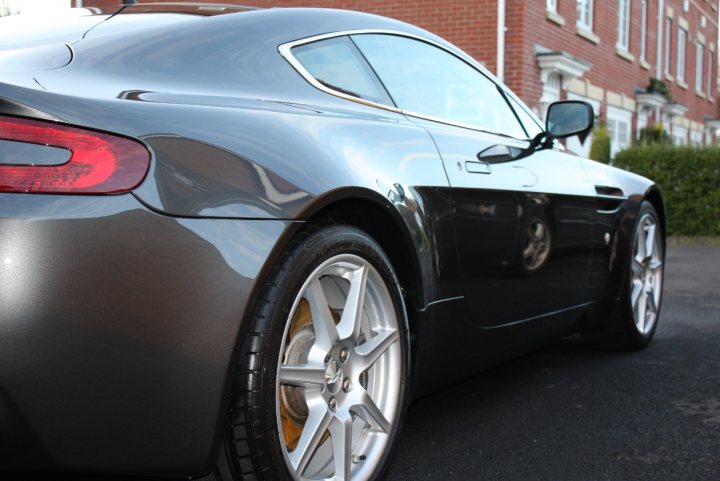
583,201,665,350
208,223,410,481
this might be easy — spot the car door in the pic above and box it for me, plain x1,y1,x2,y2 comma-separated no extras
352,33,601,328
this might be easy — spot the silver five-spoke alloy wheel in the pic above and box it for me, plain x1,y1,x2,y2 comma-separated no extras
276,254,402,481
630,212,663,335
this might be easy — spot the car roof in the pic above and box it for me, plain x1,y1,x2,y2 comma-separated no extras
72,6,456,61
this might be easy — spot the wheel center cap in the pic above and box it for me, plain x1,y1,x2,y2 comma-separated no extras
325,360,343,394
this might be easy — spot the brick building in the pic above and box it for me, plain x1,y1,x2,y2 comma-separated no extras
80,0,720,151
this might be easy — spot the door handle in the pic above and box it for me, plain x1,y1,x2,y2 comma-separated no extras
476,144,523,164
465,160,491,174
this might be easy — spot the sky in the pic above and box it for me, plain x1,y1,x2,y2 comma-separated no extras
4,0,71,15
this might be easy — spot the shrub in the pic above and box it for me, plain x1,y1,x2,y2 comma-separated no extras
637,123,670,145
589,124,611,164
613,144,720,235
647,78,672,102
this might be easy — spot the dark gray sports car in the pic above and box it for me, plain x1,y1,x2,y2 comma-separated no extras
0,4,665,481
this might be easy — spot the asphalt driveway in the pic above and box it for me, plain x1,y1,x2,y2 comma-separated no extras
388,245,720,481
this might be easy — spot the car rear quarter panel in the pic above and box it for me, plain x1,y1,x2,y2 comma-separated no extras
0,193,297,473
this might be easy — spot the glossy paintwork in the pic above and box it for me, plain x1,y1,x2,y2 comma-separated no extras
416,117,602,327
0,193,295,472
0,6,662,477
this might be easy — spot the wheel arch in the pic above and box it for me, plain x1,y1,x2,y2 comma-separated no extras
643,185,667,239
298,188,426,317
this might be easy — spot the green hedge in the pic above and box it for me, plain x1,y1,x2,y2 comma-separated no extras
613,144,720,236
589,124,611,164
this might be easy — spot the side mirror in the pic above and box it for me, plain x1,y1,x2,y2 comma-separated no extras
546,101,594,143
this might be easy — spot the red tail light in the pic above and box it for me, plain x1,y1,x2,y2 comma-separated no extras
0,115,150,194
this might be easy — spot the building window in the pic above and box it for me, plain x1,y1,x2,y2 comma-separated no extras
617,0,631,51
672,126,687,145
640,0,648,61
606,106,632,158
664,18,672,76
690,129,702,146
637,110,648,140
695,41,704,92
547,0,557,13
708,53,714,98
577,0,593,31
677,27,687,82
540,73,561,119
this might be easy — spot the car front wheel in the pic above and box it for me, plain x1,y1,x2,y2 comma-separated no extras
584,201,665,349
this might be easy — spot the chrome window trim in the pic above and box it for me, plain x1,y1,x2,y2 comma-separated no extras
278,29,531,141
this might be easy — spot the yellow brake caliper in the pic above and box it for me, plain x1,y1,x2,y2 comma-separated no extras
280,298,336,452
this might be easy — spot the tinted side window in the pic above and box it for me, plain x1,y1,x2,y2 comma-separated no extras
292,37,394,106
352,34,525,138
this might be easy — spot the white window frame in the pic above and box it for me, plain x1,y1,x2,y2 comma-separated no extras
547,0,558,13
695,41,704,92
617,0,631,51
540,73,561,120
606,106,633,158
640,0,648,61
690,129,702,146
664,18,672,76
677,27,687,82
577,0,593,31
672,125,687,145
636,110,648,140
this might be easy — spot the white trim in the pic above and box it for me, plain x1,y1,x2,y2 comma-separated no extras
672,125,687,145
656,0,664,78
690,129,703,146
677,26,687,82
664,16,672,76
636,91,668,109
617,0,631,51
606,106,633,158
577,0,594,31
536,52,592,87
695,40,704,92
637,110,649,140
640,0,648,61
497,0,505,82
707,51,713,99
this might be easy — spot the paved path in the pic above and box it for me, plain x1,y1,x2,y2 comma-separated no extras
388,245,720,481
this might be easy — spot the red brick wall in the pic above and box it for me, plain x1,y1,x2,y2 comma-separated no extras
661,0,718,124
509,0,718,128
